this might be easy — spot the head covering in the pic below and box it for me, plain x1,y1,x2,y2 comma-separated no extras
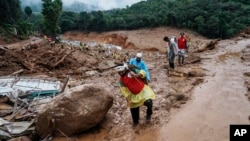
115,63,128,72
136,53,142,58
170,36,176,43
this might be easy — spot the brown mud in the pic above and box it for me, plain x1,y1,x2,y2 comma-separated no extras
0,27,249,141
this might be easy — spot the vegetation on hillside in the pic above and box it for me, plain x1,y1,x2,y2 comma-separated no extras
0,0,21,35
41,0,62,39
0,0,249,39
62,0,249,39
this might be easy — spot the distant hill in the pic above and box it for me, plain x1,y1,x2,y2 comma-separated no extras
63,1,102,12
20,1,100,12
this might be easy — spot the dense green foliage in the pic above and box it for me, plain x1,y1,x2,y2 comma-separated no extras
24,6,32,18
60,0,249,39
0,0,21,25
1,0,249,39
0,0,21,36
0,0,37,37
41,0,62,39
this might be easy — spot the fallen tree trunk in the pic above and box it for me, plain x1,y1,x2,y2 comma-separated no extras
50,51,73,69
51,54,68,68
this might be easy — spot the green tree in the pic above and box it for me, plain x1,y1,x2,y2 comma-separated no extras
24,6,32,19
79,12,91,32
17,21,33,36
89,11,106,32
114,17,127,29
194,16,206,34
0,0,21,25
41,0,62,39
60,11,79,33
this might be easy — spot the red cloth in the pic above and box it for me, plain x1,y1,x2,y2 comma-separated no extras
178,36,187,49
120,74,144,94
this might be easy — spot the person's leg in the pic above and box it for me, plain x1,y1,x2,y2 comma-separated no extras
168,52,171,67
169,58,174,69
172,55,176,68
171,62,174,69
181,55,184,65
169,52,173,69
182,50,187,65
170,53,175,69
130,107,140,126
169,60,172,68
144,99,153,122
178,55,181,66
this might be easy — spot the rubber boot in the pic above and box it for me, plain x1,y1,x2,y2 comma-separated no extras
143,99,153,123
130,107,139,127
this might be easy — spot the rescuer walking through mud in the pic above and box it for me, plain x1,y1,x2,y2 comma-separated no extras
129,53,151,84
115,64,155,128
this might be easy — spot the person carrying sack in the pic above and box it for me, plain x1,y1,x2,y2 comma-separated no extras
115,64,155,128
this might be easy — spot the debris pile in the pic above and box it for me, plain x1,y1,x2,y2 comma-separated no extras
0,43,80,77
0,76,62,140
0,76,114,140
0,37,123,140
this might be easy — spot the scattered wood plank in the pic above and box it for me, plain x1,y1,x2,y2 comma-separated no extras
8,69,24,76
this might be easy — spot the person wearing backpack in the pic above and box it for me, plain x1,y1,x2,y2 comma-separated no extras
115,64,155,128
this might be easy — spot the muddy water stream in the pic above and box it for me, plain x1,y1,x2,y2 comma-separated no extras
158,39,250,141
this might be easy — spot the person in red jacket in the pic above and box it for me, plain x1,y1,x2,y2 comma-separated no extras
177,32,188,66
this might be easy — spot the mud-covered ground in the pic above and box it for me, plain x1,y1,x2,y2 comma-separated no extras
1,27,250,141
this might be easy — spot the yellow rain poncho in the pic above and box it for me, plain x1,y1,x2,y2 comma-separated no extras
119,70,155,108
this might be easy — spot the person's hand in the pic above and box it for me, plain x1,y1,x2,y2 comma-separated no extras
130,71,138,77
145,79,150,85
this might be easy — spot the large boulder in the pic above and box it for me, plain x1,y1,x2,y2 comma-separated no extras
35,84,113,138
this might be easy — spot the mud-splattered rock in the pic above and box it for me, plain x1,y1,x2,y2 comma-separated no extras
36,84,113,137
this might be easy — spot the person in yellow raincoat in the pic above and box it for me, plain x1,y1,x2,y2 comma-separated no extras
115,64,155,127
